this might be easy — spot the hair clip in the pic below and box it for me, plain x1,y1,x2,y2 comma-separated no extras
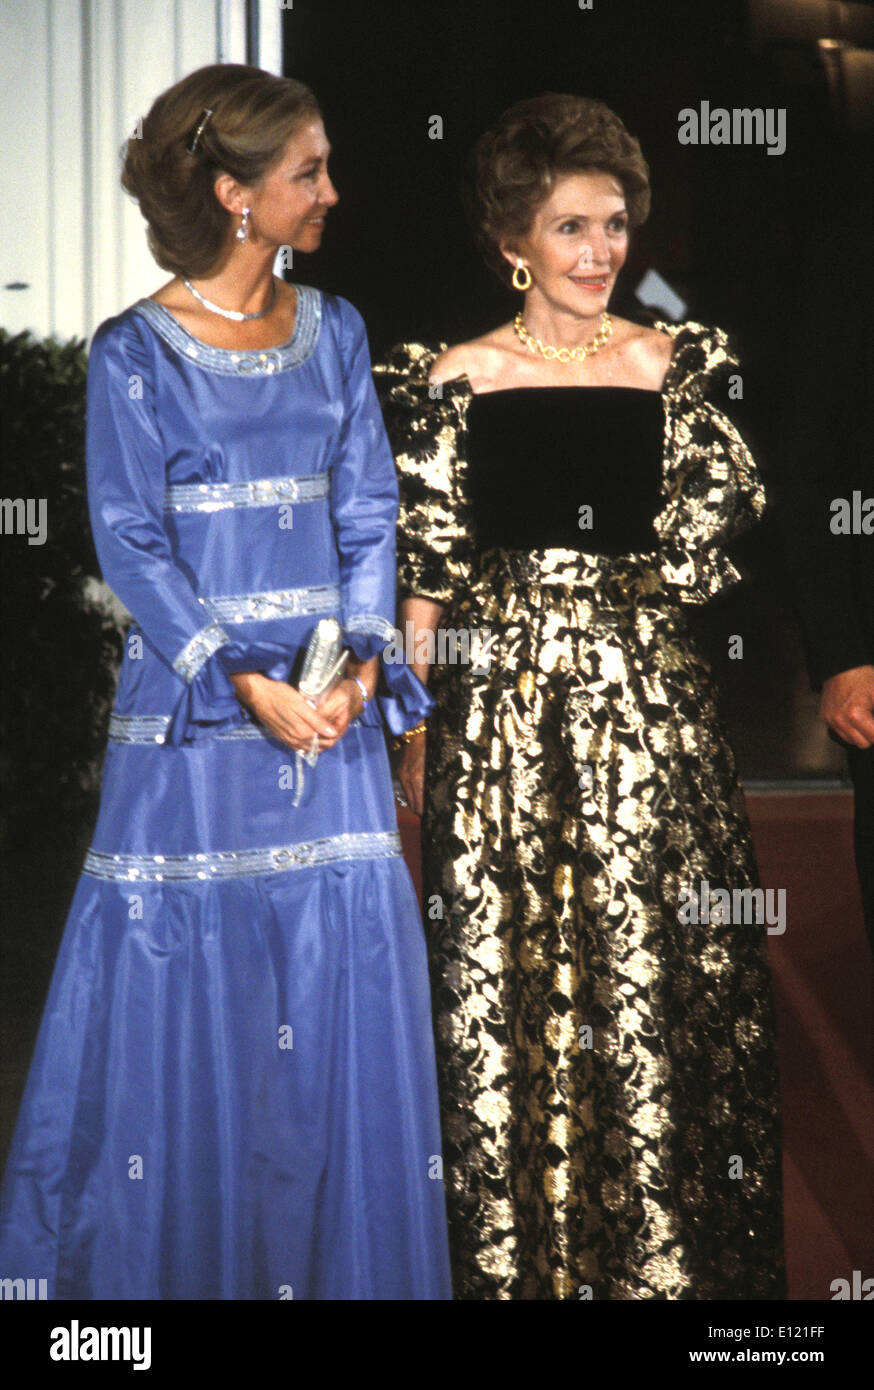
188,108,214,154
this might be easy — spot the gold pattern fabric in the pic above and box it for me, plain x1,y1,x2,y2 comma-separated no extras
373,324,786,1300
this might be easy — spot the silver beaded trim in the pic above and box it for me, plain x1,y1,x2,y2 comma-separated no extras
82,830,402,882
164,472,330,514
345,613,396,643
107,713,266,744
109,714,174,744
172,620,231,683
131,285,322,376
200,584,340,624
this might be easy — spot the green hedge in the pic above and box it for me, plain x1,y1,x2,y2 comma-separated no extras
0,327,122,851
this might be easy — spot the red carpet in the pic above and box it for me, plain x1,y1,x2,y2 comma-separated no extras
397,790,874,1300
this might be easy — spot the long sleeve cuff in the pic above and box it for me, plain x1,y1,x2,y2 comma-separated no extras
343,613,397,664
164,624,434,747
806,641,874,693
164,638,300,747
343,614,433,733
373,660,434,736
342,618,434,734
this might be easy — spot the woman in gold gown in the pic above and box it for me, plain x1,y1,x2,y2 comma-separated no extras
373,94,785,1300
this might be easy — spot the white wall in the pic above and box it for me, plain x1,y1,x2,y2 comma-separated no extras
0,0,282,345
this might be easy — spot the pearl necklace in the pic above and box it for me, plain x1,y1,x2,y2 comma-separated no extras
513,310,613,363
182,276,277,322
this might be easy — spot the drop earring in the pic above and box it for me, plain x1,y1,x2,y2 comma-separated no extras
236,207,251,243
511,259,532,291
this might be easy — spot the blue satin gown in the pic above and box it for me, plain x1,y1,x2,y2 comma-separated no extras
0,286,452,1300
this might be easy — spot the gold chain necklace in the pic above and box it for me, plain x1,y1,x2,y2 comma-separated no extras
513,310,613,363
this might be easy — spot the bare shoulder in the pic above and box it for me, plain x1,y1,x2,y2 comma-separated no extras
429,332,505,389
612,318,676,389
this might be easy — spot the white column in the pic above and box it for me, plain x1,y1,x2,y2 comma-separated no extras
0,0,268,344
256,0,284,74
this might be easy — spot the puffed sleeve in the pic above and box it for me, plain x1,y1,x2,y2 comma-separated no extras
372,342,475,607
652,320,766,606
86,315,279,746
325,299,433,733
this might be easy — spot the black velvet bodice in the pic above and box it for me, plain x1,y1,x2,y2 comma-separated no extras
465,387,665,554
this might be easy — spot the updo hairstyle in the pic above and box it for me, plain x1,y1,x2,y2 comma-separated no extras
121,63,320,277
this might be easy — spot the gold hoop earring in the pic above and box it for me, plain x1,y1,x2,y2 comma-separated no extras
511,261,532,292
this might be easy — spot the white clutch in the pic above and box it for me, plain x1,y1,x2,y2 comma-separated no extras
297,617,349,705
293,619,349,800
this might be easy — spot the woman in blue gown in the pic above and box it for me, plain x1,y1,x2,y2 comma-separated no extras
0,64,451,1300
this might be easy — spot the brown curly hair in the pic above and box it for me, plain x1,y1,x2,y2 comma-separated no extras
464,93,651,286
121,64,321,278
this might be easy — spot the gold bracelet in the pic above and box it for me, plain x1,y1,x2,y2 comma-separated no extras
393,720,427,748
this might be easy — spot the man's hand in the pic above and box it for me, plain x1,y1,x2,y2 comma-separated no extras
820,664,874,748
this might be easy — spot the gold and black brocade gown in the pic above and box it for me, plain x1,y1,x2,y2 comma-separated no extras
372,322,786,1301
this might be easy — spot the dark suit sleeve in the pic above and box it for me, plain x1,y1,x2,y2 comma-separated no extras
771,217,874,690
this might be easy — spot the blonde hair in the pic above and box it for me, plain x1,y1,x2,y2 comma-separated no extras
121,63,320,277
